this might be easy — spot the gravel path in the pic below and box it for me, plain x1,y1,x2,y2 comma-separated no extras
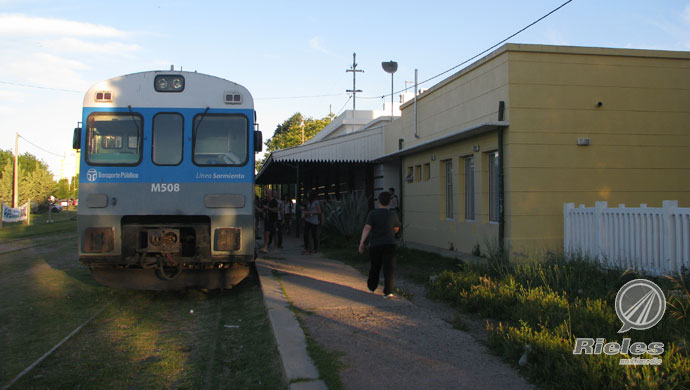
259,237,534,390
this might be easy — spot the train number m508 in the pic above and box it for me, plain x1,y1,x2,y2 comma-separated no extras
151,183,180,192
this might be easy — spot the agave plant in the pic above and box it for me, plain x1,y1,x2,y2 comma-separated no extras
321,191,370,241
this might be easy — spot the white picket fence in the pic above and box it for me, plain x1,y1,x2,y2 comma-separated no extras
564,201,690,276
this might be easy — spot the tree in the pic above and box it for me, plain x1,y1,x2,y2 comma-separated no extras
0,150,49,176
19,160,53,206
70,175,79,199
0,150,56,207
257,112,333,171
0,160,15,205
54,178,71,200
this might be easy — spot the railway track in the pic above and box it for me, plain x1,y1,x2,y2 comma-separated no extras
0,231,78,255
0,235,285,389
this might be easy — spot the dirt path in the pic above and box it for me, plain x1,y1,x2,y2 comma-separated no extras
260,237,534,390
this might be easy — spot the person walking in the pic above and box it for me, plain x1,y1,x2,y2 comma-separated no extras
254,195,263,240
274,190,284,249
261,191,278,253
281,193,293,234
358,191,401,298
302,192,321,254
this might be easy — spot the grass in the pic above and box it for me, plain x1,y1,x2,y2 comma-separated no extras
321,235,465,285
0,208,77,241
427,252,690,390
301,324,346,390
449,314,470,331
1,226,285,389
272,270,346,390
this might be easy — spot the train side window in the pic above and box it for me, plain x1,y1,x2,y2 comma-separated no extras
85,113,142,166
193,114,248,166
153,113,183,166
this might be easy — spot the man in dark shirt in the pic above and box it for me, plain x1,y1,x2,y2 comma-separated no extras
261,191,279,253
358,191,401,298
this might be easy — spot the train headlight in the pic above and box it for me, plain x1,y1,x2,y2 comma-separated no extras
214,228,241,251
172,77,183,90
154,75,185,92
156,78,169,90
83,227,115,253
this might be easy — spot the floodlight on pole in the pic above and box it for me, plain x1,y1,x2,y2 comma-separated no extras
382,61,398,118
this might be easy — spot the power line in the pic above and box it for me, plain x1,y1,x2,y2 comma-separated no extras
336,95,353,117
360,0,574,100
1,0,573,108
0,80,82,93
18,134,64,158
255,92,346,100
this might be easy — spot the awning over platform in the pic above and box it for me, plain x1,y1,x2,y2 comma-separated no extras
256,126,384,184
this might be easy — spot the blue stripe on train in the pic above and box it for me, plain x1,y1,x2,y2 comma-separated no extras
79,107,255,184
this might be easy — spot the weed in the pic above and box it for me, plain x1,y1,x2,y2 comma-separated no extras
449,314,469,331
395,287,414,301
429,251,690,389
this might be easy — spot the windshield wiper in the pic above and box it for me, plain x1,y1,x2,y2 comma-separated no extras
127,105,141,135
194,106,211,134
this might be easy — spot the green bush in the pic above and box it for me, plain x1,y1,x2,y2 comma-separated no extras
430,252,690,389
487,321,690,390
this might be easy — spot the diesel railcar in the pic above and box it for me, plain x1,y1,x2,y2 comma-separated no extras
73,70,262,290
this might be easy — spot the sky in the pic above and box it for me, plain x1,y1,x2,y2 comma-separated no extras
0,0,689,177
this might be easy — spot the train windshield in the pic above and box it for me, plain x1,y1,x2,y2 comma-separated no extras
193,114,248,166
85,113,142,165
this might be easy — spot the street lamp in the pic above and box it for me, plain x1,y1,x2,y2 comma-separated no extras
381,60,398,118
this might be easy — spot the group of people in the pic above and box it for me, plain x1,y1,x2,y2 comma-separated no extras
255,191,322,255
255,190,294,253
255,187,401,299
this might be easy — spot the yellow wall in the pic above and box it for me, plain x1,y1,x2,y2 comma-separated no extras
393,44,690,261
402,136,500,254
505,46,690,258
385,51,509,153
397,51,508,254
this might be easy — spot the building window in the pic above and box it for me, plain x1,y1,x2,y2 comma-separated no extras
415,165,422,182
406,166,414,183
423,163,430,181
488,151,499,222
444,160,453,219
464,156,474,220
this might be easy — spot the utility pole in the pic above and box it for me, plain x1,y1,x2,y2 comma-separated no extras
346,52,363,111
13,133,19,208
301,117,305,144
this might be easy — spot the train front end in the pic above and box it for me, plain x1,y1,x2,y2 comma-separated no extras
74,71,261,290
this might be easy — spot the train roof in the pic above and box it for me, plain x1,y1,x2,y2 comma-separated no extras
83,71,254,110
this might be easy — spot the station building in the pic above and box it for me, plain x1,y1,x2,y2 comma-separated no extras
258,43,690,260
383,43,690,259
